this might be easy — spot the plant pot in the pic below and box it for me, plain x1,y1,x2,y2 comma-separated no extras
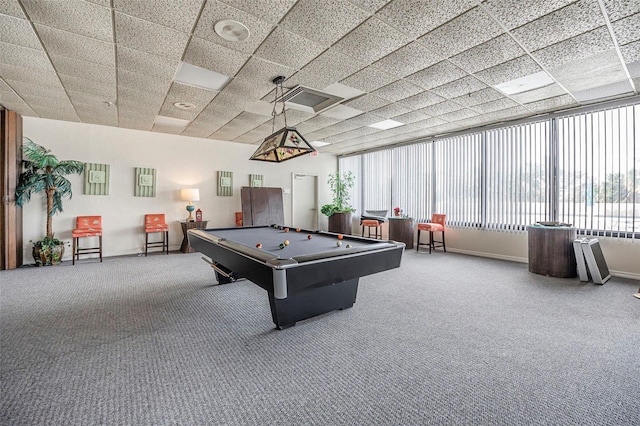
32,244,65,266
328,212,352,235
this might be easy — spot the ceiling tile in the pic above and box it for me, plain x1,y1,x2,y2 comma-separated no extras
509,83,568,103
392,110,433,124
254,27,325,70
369,102,412,119
116,47,179,79
612,13,640,46
340,66,398,92
373,42,441,78
430,76,488,99
532,27,616,69
0,63,61,87
287,48,365,90
160,82,217,117
35,24,114,67
404,61,468,90
474,55,543,86
113,0,202,32
0,92,37,116
470,97,520,114
620,40,640,65
50,54,116,85
572,79,634,102
524,94,578,113
235,57,295,95
481,0,576,30
59,73,116,99
5,79,67,100
77,106,118,126
0,0,26,18
0,15,42,50
332,17,411,64
118,68,172,96
22,0,112,41
439,108,479,122
183,36,249,77
1,42,54,71
118,86,164,112
68,89,113,107
181,122,216,139
114,12,189,60
344,94,390,111
85,0,111,6
511,0,606,52
219,0,297,24
370,80,423,102
419,7,503,58
377,0,476,38
280,0,369,46
193,1,274,54
31,104,79,122
449,34,527,74
295,115,341,134
420,100,464,117
602,0,640,21
450,87,505,107
548,50,625,91
396,90,444,110
152,123,184,135
348,0,391,13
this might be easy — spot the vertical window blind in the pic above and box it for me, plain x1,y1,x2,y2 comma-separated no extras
558,104,639,239
339,100,639,239
485,121,550,231
434,133,482,228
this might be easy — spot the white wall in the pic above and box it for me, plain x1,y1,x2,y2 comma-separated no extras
22,117,337,261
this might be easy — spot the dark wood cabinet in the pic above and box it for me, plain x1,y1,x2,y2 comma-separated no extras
180,221,208,253
528,225,577,278
241,187,284,226
388,218,414,249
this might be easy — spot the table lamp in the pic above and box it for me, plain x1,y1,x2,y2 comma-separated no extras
180,188,200,221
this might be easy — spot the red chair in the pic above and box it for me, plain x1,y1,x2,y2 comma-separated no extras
417,214,446,253
361,219,382,239
72,216,103,265
145,214,169,256
235,212,243,227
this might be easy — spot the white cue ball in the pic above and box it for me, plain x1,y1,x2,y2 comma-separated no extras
336,241,342,247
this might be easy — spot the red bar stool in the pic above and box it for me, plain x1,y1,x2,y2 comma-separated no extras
72,216,103,265
361,219,382,239
417,214,446,253
235,212,243,227
145,214,169,256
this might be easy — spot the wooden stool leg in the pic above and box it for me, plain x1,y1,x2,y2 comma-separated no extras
72,237,76,265
99,235,103,262
165,231,169,254
145,232,149,256
416,230,420,251
429,230,433,254
442,232,446,252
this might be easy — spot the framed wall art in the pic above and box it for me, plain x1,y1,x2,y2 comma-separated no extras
84,163,110,195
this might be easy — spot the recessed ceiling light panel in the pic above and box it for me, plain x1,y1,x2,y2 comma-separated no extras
369,119,404,130
494,71,555,95
174,62,230,92
311,141,331,147
214,20,250,42
154,115,190,127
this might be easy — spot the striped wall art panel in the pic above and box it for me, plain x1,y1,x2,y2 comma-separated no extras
250,174,263,187
218,171,233,196
83,163,110,195
135,167,156,197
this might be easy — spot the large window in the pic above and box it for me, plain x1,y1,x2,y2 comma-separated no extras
339,100,639,239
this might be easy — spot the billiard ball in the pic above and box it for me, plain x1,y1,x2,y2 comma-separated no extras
284,228,289,232
336,241,342,247
296,228,301,232
337,234,343,240
256,243,262,249
346,244,352,248
284,240,290,246
307,234,312,240
279,243,286,249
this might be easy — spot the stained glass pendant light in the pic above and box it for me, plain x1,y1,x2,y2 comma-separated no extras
250,76,316,162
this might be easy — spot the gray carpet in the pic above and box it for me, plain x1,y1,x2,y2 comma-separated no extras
1,250,638,425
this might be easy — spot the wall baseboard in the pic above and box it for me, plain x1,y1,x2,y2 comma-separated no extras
447,248,640,281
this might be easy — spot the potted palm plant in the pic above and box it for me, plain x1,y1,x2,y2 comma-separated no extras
321,171,355,234
15,138,84,266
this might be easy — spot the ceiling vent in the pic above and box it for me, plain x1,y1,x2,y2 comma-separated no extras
275,85,344,114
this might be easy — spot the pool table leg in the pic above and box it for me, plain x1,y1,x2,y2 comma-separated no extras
268,278,359,329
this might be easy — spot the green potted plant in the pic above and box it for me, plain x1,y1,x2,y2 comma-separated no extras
321,171,355,234
15,138,84,266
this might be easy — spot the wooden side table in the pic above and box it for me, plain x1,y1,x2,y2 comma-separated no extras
388,217,414,249
180,221,208,253
527,225,577,277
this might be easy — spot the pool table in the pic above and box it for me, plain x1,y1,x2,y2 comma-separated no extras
188,225,405,329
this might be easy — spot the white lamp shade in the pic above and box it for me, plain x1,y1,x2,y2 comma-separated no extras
180,188,200,202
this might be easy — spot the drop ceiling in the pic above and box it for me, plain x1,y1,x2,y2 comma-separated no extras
0,0,638,156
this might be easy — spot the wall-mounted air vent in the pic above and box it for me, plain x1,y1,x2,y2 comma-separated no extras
275,86,344,114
